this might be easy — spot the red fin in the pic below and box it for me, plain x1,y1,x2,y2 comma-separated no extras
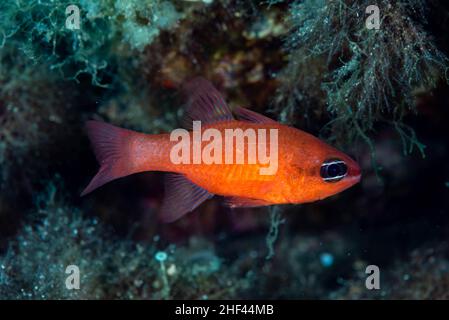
233,107,278,124
181,77,234,129
224,196,273,208
160,173,213,223
81,121,136,196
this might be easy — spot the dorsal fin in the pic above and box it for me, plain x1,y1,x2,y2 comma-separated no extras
233,107,278,124
181,77,234,129
159,173,214,223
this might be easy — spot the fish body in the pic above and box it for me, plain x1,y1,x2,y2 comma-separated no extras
82,78,361,222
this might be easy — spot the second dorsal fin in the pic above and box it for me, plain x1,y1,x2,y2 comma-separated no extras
233,107,278,124
181,77,234,130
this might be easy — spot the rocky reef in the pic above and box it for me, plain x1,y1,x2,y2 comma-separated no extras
0,0,448,299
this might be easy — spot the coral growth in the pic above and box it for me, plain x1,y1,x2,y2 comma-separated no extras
0,0,182,85
0,183,253,299
274,0,448,157
329,244,449,299
0,50,69,192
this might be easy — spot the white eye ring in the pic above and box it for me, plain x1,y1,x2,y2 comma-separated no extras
320,159,347,182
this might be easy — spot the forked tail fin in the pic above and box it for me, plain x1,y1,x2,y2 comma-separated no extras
81,121,141,196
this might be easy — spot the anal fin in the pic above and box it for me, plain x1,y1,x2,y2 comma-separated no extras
160,173,213,223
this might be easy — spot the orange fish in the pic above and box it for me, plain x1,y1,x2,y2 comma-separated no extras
81,78,361,222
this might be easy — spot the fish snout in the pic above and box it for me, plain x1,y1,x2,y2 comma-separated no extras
347,160,362,184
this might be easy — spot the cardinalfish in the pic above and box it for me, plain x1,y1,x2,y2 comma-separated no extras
81,78,361,222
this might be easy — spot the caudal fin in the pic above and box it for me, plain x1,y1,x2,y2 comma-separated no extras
81,121,137,196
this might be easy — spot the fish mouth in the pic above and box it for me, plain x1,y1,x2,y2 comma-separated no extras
342,154,361,184
348,163,362,184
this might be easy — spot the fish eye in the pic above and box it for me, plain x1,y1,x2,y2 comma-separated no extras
320,158,348,182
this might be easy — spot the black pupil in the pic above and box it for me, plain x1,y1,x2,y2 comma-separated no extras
321,159,347,182
328,163,342,177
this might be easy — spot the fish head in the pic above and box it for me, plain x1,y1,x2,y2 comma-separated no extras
287,137,361,203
